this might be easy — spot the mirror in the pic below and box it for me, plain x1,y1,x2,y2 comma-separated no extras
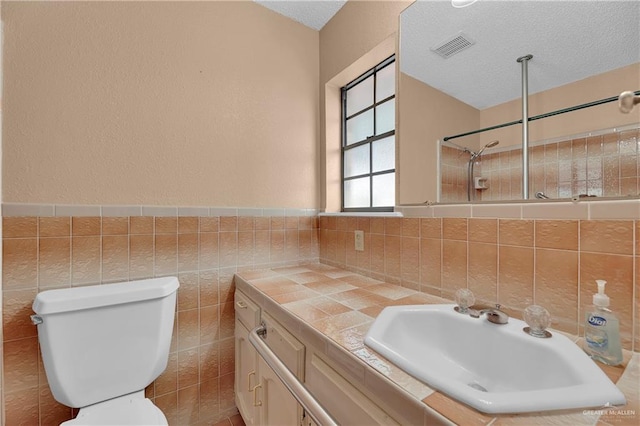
397,0,640,204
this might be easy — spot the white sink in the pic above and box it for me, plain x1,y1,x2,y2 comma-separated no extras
364,304,626,414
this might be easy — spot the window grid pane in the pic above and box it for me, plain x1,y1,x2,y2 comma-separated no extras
344,144,370,178
344,177,370,209
376,63,395,102
372,136,395,173
342,55,396,211
375,100,395,135
373,172,395,207
346,76,374,117
346,109,374,146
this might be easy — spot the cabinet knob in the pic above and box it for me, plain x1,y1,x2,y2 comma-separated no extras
236,301,248,309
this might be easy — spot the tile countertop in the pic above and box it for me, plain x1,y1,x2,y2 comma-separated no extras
234,263,640,426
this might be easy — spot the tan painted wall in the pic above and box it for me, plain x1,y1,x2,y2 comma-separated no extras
319,0,412,212
398,73,479,204
319,0,412,86
479,63,640,147
1,1,319,208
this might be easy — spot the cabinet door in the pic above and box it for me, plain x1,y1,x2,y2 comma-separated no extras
306,353,400,425
235,320,257,425
262,312,305,380
255,356,301,426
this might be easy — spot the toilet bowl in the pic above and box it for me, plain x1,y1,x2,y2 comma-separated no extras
32,277,180,425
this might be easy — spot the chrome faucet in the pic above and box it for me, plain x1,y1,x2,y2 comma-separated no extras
470,304,509,325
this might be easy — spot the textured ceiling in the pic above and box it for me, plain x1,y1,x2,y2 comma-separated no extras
401,0,640,110
254,0,347,30
254,0,639,110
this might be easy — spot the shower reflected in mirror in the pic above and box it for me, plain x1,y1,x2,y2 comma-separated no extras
461,140,499,201
399,0,640,204
440,124,640,203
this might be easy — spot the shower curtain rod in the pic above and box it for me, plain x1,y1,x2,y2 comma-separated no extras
442,90,640,142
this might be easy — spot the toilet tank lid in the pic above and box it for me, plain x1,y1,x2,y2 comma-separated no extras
32,277,180,315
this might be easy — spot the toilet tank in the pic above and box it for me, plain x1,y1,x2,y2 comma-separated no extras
32,277,180,408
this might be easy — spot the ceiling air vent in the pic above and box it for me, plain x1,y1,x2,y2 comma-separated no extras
431,32,475,59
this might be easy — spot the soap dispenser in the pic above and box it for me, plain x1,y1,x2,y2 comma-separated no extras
584,280,622,366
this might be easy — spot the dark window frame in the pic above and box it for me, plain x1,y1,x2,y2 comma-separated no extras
341,55,396,212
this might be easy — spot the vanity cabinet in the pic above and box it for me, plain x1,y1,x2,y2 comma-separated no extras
235,291,305,426
234,288,410,426
234,291,260,425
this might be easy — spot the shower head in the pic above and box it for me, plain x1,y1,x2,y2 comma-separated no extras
474,140,500,158
619,91,640,114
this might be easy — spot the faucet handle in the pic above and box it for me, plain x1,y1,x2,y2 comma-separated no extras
523,305,552,338
454,288,475,314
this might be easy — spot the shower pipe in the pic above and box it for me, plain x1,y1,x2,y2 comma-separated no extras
442,90,640,142
463,140,499,201
518,54,533,199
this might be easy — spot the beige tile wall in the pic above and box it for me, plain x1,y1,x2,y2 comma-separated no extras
5,212,638,424
440,145,469,202
2,214,318,425
319,216,639,352
441,127,640,202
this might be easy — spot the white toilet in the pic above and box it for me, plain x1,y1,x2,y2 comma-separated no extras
32,276,180,425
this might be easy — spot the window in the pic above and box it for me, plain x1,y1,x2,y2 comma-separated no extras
341,55,395,212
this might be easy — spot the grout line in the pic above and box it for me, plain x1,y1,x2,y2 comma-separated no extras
577,219,582,340
465,218,469,291
632,221,637,353
496,218,500,304
532,220,536,306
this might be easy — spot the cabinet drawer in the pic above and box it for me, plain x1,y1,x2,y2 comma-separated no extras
306,353,399,425
235,290,260,330
262,312,305,380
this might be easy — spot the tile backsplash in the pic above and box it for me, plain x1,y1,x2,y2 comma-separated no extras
2,212,318,425
319,216,639,352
